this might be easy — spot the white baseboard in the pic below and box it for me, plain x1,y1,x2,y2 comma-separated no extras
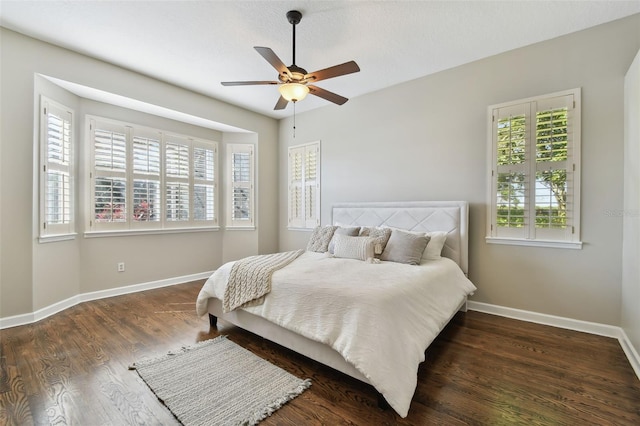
619,329,640,379
467,301,640,381
0,271,213,330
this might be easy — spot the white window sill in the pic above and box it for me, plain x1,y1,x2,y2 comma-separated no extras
287,227,314,232
38,233,77,243
84,226,220,238
225,226,256,231
486,237,582,250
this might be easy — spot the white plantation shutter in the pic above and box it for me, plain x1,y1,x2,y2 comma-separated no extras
288,141,320,229
87,116,218,233
487,89,581,248
193,144,217,223
91,120,128,229
40,97,74,238
132,130,161,227
304,144,319,227
227,144,254,228
165,137,190,222
288,146,304,227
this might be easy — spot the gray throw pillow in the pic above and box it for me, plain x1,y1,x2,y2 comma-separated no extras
380,229,431,265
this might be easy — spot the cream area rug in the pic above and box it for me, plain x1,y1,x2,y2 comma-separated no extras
133,336,311,426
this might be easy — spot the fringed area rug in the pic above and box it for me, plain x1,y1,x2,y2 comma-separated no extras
132,336,311,426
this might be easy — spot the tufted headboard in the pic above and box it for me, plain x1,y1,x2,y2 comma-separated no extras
332,201,469,275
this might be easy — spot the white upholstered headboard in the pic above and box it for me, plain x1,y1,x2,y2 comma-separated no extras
332,201,469,275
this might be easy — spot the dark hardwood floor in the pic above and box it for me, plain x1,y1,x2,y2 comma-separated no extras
1,281,639,425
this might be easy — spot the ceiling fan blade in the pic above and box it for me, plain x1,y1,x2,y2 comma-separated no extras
221,81,279,86
305,61,360,83
254,46,290,76
274,96,289,110
308,85,349,105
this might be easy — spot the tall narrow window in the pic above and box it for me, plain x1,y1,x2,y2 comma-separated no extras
92,121,128,228
288,141,320,229
132,130,161,227
193,144,217,222
165,137,190,222
227,144,254,228
40,96,74,239
487,89,581,248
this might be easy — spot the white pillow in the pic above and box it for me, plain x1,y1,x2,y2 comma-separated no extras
423,231,448,260
328,226,361,253
332,235,375,261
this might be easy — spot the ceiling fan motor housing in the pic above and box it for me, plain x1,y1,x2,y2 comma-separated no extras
283,64,308,83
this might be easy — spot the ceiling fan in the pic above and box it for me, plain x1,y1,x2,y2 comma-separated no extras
221,10,360,110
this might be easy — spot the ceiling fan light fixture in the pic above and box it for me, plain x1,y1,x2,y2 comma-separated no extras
279,82,309,102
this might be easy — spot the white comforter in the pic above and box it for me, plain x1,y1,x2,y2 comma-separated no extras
196,251,476,418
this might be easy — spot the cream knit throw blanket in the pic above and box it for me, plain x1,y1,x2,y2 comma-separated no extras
223,250,304,313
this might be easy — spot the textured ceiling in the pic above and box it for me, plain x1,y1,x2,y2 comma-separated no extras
1,1,639,119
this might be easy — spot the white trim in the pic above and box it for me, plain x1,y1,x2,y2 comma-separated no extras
468,301,619,337
486,237,582,250
619,329,640,379
467,301,640,380
0,271,213,330
84,226,219,238
38,233,77,243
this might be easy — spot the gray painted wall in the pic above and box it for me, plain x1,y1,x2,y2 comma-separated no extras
278,15,640,327
623,49,640,353
0,28,279,319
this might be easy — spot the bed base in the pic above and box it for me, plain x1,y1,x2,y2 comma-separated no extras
206,297,370,383
206,296,468,388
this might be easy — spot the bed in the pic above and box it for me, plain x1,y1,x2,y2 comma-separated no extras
196,201,476,418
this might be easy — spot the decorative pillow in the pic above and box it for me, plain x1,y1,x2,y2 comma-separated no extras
423,231,448,260
328,226,361,253
359,227,392,255
306,225,338,253
333,235,375,261
380,229,430,265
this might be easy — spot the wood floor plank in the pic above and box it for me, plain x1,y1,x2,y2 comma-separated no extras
1,281,639,425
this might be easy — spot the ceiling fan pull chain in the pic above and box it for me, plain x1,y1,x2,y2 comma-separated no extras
293,102,297,138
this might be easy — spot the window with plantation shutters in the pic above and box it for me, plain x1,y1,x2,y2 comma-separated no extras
39,96,74,240
288,141,320,229
132,131,161,226
165,137,190,222
487,88,582,249
92,121,128,227
193,144,216,222
227,144,254,228
88,116,218,234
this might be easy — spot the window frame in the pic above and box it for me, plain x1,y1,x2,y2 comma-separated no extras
39,96,75,242
288,141,320,230
226,143,255,230
85,115,219,236
486,88,582,249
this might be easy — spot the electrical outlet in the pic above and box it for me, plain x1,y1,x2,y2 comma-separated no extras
117,262,125,272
